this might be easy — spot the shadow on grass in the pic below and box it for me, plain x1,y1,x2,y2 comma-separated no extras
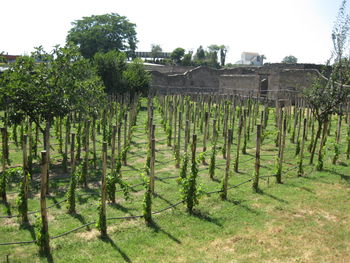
258,190,289,204
324,168,350,183
340,174,350,182
124,164,139,172
192,210,223,227
47,196,62,209
227,199,260,215
43,252,54,263
288,182,316,194
20,221,36,240
0,200,12,216
70,212,91,231
148,220,181,244
153,193,177,207
338,161,348,167
108,203,136,216
210,177,221,183
154,177,172,184
100,235,132,263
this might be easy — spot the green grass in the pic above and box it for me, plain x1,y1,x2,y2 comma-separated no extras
0,102,350,263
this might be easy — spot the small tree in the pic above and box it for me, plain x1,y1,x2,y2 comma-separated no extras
219,45,228,66
282,55,298,63
93,50,127,94
0,52,7,63
150,44,162,62
171,47,185,64
123,58,151,96
182,51,193,66
303,0,350,166
193,45,206,62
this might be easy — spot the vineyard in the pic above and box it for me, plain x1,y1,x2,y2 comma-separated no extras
0,93,350,262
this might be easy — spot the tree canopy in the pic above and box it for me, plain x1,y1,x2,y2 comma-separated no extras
171,48,185,64
282,55,298,63
66,13,137,59
93,51,127,94
150,44,162,62
93,50,150,96
0,52,6,63
0,44,105,132
303,0,350,166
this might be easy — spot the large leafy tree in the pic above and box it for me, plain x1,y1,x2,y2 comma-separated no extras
67,13,137,59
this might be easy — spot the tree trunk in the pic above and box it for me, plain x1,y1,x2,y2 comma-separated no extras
310,120,322,165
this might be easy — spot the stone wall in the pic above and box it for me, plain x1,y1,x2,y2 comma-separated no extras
149,63,328,96
219,75,260,95
144,64,194,75
279,69,319,91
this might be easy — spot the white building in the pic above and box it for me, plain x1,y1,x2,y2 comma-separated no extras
235,52,264,66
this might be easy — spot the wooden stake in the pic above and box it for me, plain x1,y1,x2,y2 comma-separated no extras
70,133,76,174
221,129,233,200
21,134,29,223
0,128,6,202
252,125,261,192
100,142,107,237
234,114,243,172
150,125,156,194
298,119,307,176
111,125,117,173
82,120,90,188
40,150,50,254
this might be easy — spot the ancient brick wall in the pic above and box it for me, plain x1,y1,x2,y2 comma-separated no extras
219,75,260,95
149,64,327,96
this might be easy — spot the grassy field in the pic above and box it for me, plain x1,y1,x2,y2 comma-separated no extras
0,101,350,263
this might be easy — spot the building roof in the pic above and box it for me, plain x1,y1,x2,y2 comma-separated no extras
3,55,21,61
242,52,259,56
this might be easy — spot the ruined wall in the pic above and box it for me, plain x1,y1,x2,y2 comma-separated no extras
144,65,194,75
279,69,319,90
219,75,260,95
149,64,327,95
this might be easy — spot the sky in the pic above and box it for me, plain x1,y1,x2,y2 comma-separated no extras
1,0,347,64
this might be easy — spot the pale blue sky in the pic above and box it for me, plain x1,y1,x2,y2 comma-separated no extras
1,0,347,64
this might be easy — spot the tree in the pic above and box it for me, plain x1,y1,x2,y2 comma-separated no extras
0,44,105,136
207,44,220,67
219,45,228,66
0,44,105,194
182,51,193,66
282,55,298,63
123,58,151,96
194,45,206,61
171,47,185,64
150,44,162,62
260,54,266,64
93,51,150,96
67,13,137,59
0,52,6,63
93,51,127,94
303,0,350,167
